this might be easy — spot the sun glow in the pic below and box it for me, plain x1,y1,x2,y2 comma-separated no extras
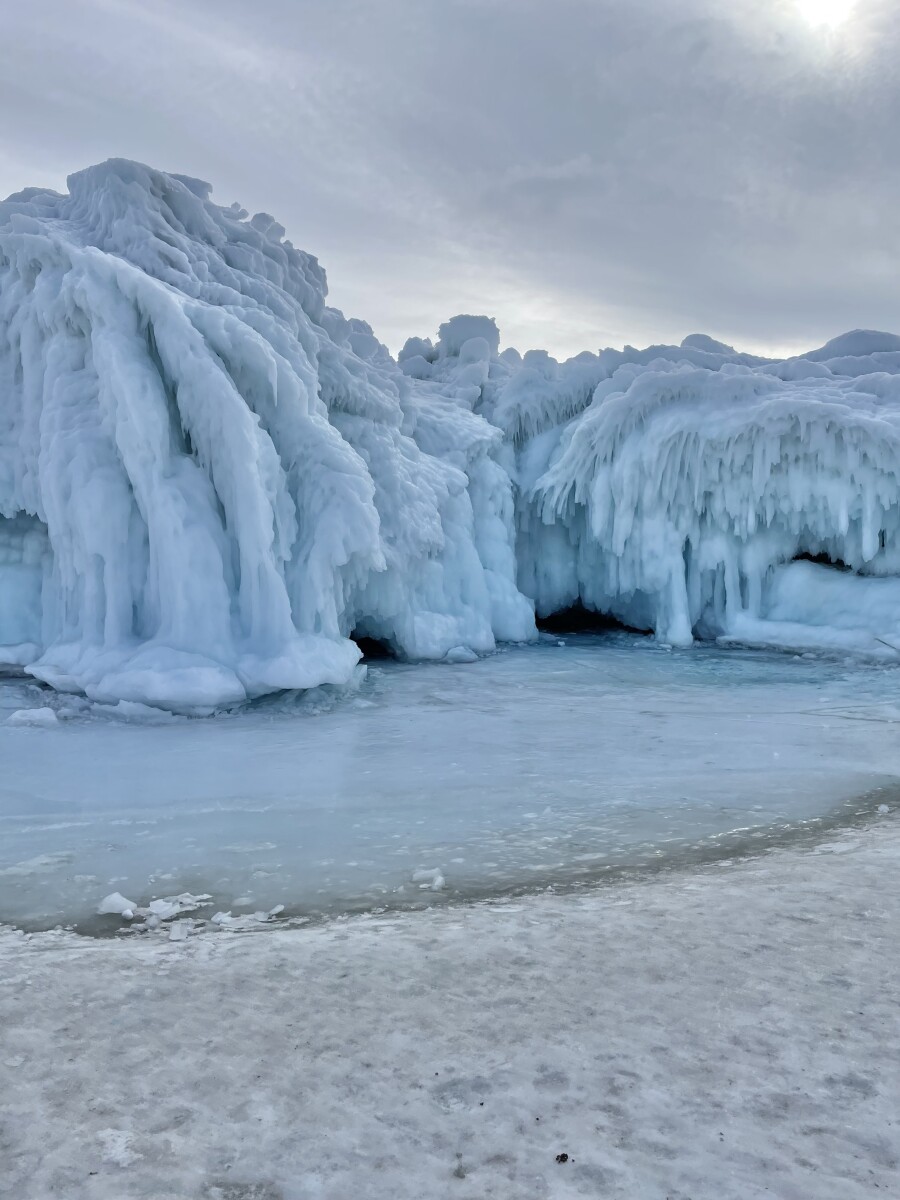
795,0,856,30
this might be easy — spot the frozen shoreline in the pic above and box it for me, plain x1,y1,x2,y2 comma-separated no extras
5,635,900,931
2,813,898,1199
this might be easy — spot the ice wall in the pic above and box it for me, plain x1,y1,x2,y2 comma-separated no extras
3,158,900,712
405,321,900,657
510,341,900,654
0,161,534,711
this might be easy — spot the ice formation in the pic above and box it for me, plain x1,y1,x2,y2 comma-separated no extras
516,352,900,650
407,320,900,658
0,161,533,711
3,158,900,712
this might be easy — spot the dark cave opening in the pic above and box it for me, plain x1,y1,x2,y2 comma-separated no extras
791,551,853,573
351,634,397,661
535,604,650,637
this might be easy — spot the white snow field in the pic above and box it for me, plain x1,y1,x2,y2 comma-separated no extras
1,633,899,931
4,160,900,712
2,813,898,1199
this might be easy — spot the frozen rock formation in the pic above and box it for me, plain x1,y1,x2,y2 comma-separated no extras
3,158,900,711
0,161,534,711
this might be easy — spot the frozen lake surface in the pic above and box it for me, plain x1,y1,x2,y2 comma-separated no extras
2,633,899,931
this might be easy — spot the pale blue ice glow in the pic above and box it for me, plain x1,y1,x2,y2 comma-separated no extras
1,634,897,931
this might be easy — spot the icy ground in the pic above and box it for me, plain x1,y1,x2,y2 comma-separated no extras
2,812,897,1199
2,634,899,931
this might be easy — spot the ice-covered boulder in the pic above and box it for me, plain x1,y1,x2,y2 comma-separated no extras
0,160,535,711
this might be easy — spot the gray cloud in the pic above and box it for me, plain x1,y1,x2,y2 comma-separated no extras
2,0,897,358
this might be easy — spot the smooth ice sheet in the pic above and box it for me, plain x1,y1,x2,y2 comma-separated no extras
2,635,898,930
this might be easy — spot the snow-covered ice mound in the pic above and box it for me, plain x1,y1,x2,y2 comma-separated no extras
517,351,900,649
3,157,900,711
405,322,900,659
0,161,534,711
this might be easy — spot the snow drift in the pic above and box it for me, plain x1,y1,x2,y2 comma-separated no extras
3,159,900,711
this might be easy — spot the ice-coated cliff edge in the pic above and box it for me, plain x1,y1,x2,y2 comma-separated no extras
3,159,900,711
0,161,534,710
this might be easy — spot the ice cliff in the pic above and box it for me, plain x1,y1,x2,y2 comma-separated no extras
2,159,900,711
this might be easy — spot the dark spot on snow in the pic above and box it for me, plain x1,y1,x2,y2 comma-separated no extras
824,1071,877,1098
556,1153,569,1164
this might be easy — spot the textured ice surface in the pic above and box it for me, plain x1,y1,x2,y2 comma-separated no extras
0,161,534,712
4,160,900,711
2,635,898,930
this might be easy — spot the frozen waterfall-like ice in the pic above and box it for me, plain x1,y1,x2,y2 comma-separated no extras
406,320,900,660
0,161,534,711
3,158,900,711
518,356,900,649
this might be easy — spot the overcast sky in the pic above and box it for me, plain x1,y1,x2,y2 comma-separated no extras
2,0,898,359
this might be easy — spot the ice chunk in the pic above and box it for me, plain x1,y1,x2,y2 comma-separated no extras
98,893,137,920
444,646,478,664
6,707,58,728
413,868,445,892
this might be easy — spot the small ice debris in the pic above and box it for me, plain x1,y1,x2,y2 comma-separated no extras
253,904,286,922
97,892,137,920
557,640,566,647
444,646,478,664
7,707,58,727
412,868,445,891
878,803,890,813
212,904,284,928
94,700,181,723
145,892,211,920
168,920,191,941
102,890,212,926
